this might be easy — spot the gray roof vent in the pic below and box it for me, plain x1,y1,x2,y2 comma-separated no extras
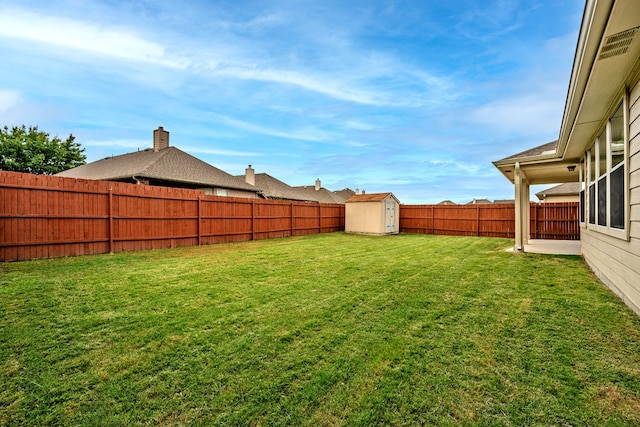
598,27,638,60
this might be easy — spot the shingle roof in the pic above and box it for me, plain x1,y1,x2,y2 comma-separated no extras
333,188,356,202
466,198,492,204
495,140,559,163
345,193,396,203
57,147,258,192
535,182,581,198
293,185,346,203
251,173,319,202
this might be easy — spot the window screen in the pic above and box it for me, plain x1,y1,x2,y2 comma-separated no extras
597,177,607,226
610,165,624,229
589,184,596,224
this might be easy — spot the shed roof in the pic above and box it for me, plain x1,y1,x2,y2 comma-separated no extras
57,146,258,192
345,192,398,203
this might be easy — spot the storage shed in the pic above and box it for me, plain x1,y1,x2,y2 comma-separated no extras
345,193,400,236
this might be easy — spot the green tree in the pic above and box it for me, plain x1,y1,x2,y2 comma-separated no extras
0,125,86,175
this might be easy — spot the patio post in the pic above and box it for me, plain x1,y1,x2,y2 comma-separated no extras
514,162,528,251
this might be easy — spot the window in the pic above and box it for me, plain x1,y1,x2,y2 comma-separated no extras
610,103,625,229
588,149,596,224
579,162,585,224
583,101,626,235
216,188,229,196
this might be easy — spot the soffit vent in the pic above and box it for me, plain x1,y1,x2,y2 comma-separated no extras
598,27,638,60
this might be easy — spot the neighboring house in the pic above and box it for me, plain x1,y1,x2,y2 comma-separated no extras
493,199,515,204
333,188,357,202
57,127,260,198
466,198,492,205
293,179,352,204
493,0,640,315
238,166,318,202
345,193,400,236
535,183,581,202
438,200,457,205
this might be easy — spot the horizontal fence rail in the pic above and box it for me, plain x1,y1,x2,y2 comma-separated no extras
0,171,344,262
0,171,580,262
400,202,580,241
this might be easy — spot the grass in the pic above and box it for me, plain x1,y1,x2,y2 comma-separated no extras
1,232,640,426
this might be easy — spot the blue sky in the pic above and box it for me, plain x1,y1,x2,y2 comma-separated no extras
0,0,584,203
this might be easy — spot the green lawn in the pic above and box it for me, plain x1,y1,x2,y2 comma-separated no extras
1,233,639,426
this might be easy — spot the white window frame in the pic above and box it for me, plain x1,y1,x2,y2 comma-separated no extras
584,93,630,241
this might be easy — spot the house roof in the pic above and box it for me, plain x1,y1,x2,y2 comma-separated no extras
345,192,399,203
294,185,348,204
535,182,582,199
466,198,492,205
250,173,319,202
57,146,258,192
333,188,356,201
494,140,559,163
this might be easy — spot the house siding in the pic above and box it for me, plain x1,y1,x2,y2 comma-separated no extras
582,79,640,316
226,189,259,198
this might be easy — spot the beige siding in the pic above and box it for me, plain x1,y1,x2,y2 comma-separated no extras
582,80,640,316
345,196,399,236
346,202,385,235
226,189,258,198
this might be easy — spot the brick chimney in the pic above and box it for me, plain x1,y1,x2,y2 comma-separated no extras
315,178,321,191
153,126,169,152
245,165,255,186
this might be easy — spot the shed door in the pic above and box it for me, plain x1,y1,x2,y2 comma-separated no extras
385,200,396,233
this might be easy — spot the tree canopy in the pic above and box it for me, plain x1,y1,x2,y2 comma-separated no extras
0,125,86,175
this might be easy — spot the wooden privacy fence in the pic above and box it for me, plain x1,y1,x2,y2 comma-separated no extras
0,171,580,262
0,172,344,262
399,202,580,240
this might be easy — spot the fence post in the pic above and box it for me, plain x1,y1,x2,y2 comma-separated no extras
197,197,202,246
290,201,294,237
533,203,538,239
318,204,322,234
251,199,256,241
108,187,113,253
431,205,434,234
476,205,480,236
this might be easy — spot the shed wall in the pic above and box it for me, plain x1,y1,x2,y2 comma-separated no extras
345,202,385,235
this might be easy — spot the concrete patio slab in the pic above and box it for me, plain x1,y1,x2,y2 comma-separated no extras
506,239,581,255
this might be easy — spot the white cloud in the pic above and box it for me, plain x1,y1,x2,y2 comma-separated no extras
469,92,563,137
0,7,452,108
0,89,22,115
181,146,264,157
209,113,336,142
84,139,149,149
0,8,188,69
209,64,383,106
